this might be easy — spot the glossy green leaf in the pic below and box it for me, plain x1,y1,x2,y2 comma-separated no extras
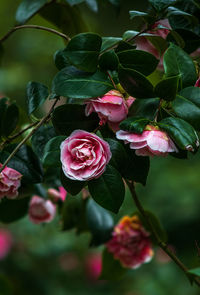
105,138,127,172
101,37,121,52
129,97,160,120
172,87,200,130
26,81,49,114
120,117,150,133
145,35,168,55
66,0,84,5
99,50,119,71
167,7,198,26
85,0,98,12
155,75,180,101
168,29,200,53
115,41,136,53
88,165,125,213
86,198,114,246
63,33,102,72
188,267,200,277
100,248,127,280
118,66,155,99
167,30,185,49
0,197,30,223
163,43,197,88
54,49,71,70
42,136,66,167
129,10,155,23
52,104,99,135
149,0,177,11
52,66,113,99
61,170,86,196
117,50,158,76
16,0,48,24
1,103,19,137
159,117,199,152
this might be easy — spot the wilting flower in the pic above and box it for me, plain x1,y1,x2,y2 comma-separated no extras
106,215,153,269
0,229,13,260
60,130,111,181
85,90,135,125
116,125,178,157
47,186,67,202
195,78,200,87
136,19,170,70
0,164,22,199
28,196,56,224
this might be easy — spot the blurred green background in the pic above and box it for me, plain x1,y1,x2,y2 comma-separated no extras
0,0,200,294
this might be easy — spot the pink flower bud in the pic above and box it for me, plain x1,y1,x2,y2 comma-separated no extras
0,164,22,200
85,253,102,280
85,90,133,124
106,215,153,269
28,196,56,224
195,78,200,87
60,130,111,181
47,186,67,202
0,229,13,260
116,125,178,157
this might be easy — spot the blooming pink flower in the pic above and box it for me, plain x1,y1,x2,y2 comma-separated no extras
135,19,171,70
85,90,134,124
195,78,200,87
85,253,102,280
47,186,67,202
28,196,56,224
60,130,111,181
0,229,13,260
0,164,22,199
116,125,178,157
106,215,153,269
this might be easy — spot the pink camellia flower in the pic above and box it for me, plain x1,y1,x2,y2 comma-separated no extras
47,186,67,202
85,90,134,124
0,164,22,199
195,78,200,87
106,215,153,269
60,130,111,181
28,195,56,224
116,125,178,157
0,229,13,260
136,19,171,70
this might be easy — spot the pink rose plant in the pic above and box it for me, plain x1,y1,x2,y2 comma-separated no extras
106,215,153,269
116,125,178,157
47,186,67,202
0,229,13,260
0,164,22,199
28,195,56,224
60,130,111,181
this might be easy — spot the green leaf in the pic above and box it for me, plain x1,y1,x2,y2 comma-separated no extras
1,103,19,137
100,248,127,280
0,197,30,223
63,33,102,72
149,0,177,11
115,41,136,53
0,98,9,138
99,50,119,71
42,136,66,167
129,97,160,120
26,81,49,115
172,87,200,130
31,125,56,159
155,75,180,101
105,138,128,172
129,10,155,23
167,7,198,26
85,0,98,12
118,66,155,99
66,0,84,5
188,267,200,277
54,49,71,70
167,30,185,49
52,67,113,99
101,37,122,52
16,0,48,24
0,145,43,184
163,43,197,88
88,165,125,213
117,50,158,76
120,117,150,133
52,104,99,135
158,117,199,152
61,170,86,195
61,193,87,232
86,198,114,246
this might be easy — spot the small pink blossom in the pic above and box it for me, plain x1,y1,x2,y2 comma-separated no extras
0,229,13,260
195,78,200,87
85,253,102,280
85,90,134,125
47,186,67,202
0,164,22,199
106,215,153,269
60,130,111,181
116,125,178,157
29,195,56,224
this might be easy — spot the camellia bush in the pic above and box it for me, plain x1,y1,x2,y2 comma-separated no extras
1,0,200,288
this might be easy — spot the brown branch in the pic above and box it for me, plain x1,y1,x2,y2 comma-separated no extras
125,180,200,287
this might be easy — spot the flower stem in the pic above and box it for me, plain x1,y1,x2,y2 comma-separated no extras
125,179,200,287
107,71,117,89
0,99,59,173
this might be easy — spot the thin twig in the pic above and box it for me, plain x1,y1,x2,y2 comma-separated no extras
107,71,117,89
125,180,200,287
0,25,70,44
0,99,59,173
